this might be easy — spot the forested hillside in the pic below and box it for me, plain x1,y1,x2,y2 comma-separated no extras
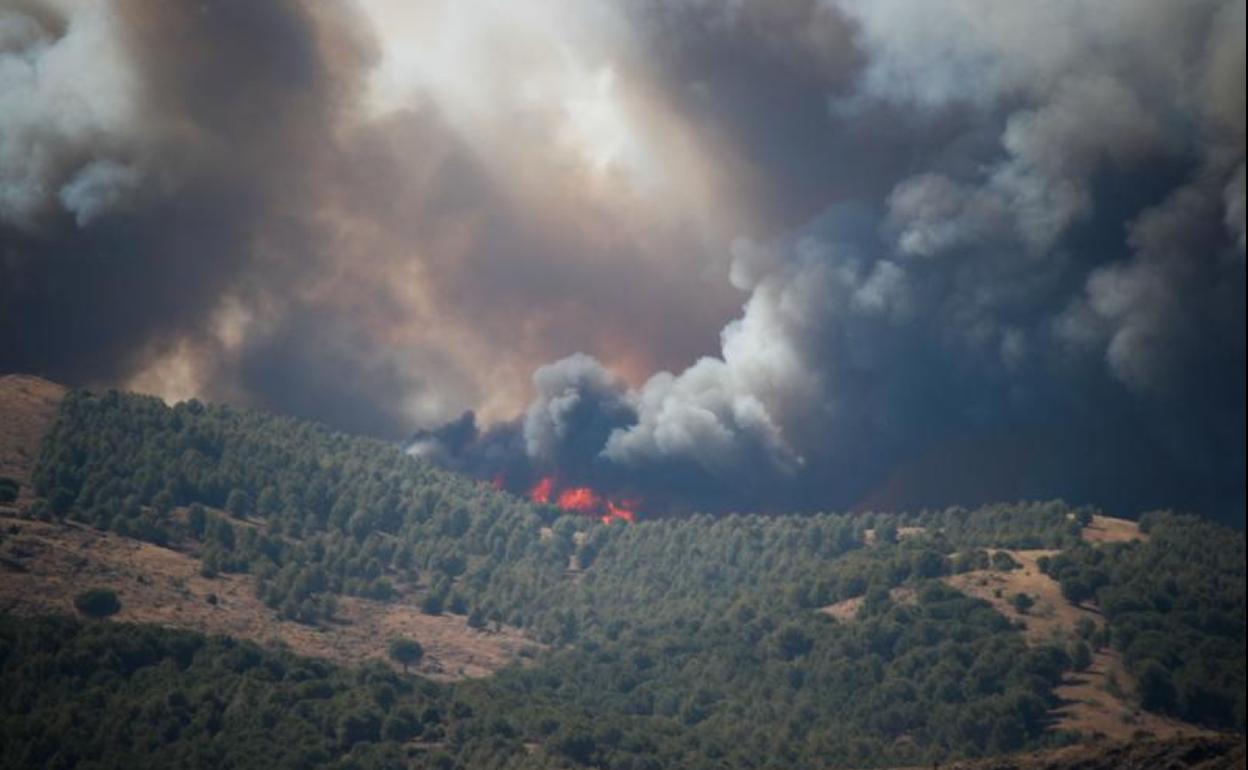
0,388,1242,769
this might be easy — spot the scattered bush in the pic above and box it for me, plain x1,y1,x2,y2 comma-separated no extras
1011,592,1034,614
74,588,121,619
0,477,18,504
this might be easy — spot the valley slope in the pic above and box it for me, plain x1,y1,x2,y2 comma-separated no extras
0,376,1243,770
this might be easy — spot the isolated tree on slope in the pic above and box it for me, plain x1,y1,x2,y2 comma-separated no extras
388,638,424,673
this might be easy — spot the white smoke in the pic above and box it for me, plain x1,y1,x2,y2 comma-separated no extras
58,158,139,226
0,2,142,228
504,0,1245,507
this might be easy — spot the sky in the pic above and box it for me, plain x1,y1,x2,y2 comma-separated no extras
1,0,1244,524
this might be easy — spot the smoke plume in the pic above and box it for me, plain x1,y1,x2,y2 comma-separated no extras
2,0,1243,523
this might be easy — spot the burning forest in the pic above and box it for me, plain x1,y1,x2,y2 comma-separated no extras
488,474,638,524
525,476,637,525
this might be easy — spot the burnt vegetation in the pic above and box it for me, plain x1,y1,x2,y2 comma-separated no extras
1,389,1242,769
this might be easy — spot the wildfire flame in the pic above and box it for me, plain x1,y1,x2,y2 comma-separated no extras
529,476,554,504
527,475,636,524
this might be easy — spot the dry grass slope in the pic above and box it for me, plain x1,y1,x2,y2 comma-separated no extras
819,532,1209,743
859,734,1244,770
942,547,1205,741
1080,514,1146,544
820,585,917,622
0,514,536,680
0,374,66,503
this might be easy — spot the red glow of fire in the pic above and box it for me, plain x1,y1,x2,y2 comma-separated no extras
528,476,636,524
529,476,554,504
606,501,636,524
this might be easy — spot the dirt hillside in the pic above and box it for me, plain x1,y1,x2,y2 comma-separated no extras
821,536,1207,743
0,374,66,503
0,513,536,680
864,734,1244,770
943,547,1204,741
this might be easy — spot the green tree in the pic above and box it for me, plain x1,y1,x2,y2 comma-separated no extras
913,549,947,578
773,624,814,660
1011,592,1035,614
211,516,236,552
421,592,445,616
188,503,207,538
1138,660,1177,712
990,551,1020,571
151,489,174,515
0,477,18,503
550,724,598,765
74,588,121,619
387,638,424,673
1060,574,1095,604
875,520,899,545
1069,640,1092,671
225,489,250,519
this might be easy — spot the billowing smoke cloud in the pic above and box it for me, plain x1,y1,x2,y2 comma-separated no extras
0,2,139,227
422,0,1245,522
0,0,420,431
1,0,750,436
2,0,1243,523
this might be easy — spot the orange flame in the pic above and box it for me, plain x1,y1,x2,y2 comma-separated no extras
527,475,636,524
606,500,636,524
556,486,598,512
529,476,554,504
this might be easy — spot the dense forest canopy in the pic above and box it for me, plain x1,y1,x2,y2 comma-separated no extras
2,389,1242,768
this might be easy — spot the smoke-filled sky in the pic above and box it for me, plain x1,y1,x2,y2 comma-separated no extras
2,0,1244,524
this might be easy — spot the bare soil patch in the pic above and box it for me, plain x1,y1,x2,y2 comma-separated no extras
1051,649,1207,741
942,548,1211,742
943,549,1075,644
0,374,66,503
1081,514,1146,544
859,734,1244,770
0,514,535,681
819,585,917,622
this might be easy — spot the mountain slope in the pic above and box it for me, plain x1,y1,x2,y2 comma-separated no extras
870,734,1244,770
0,379,1243,769
0,374,65,504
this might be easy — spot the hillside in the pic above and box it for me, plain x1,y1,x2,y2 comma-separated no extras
0,515,536,680
0,378,1244,769
873,734,1243,770
0,374,66,504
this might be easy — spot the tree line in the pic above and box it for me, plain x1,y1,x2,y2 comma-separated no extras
10,388,1242,768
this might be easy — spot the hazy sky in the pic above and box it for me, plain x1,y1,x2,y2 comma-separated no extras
2,0,1244,522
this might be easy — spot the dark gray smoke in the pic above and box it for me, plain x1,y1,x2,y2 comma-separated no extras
421,0,1246,524
0,0,431,434
2,0,1243,523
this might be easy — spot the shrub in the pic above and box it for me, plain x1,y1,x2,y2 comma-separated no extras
1011,592,1035,614
990,551,1020,571
74,588,121,619
1069,640,1092,671
421,592,445,616
0,477,18,503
